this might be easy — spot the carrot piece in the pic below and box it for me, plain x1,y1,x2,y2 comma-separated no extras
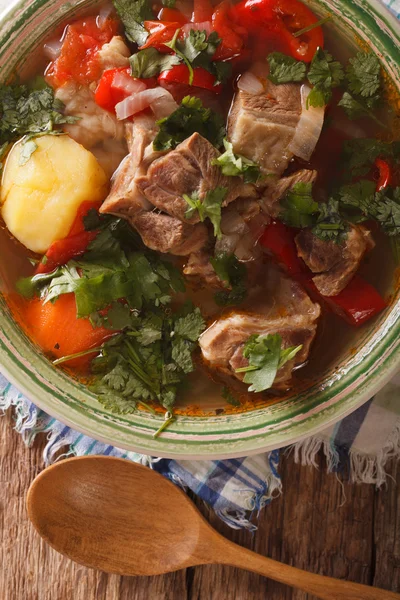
21,294,113,370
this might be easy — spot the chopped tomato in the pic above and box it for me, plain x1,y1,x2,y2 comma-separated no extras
230,0,323,62
21,294,113,370
212,2,247,61
36,201,102,275
158,7,189,25
94,67,157,113
260,220,386,326
141,20,181,52
46,16,118,87
192,0,214,22
375,158,392,191
158,64,222,93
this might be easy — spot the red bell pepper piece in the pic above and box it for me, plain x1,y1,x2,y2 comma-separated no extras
259,220,306,277
158,8,189,25
375,158,392,191
260,220,386,326
192,0,214,22
141,21,181,52
95,68,157,113
322,276,387,326
36,201,102,274
158,64,223,93
212,2,247,61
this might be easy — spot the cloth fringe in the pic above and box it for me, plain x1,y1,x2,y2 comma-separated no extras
290,420,400,487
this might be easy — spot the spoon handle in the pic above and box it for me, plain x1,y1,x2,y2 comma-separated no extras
218,539,400,600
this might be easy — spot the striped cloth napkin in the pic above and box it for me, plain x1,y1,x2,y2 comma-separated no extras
1,0,400,531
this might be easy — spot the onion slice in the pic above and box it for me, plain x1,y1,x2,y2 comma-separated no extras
112,72,146,95
43,39,63,60
115,87,178,120
237,71,264,95
288,84,325,162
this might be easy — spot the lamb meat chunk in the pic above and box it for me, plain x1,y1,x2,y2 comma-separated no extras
98,36,130,70
132,211,208,255
295,225,375,296
183,251,227,289
227,77,302,176
135,132,255,223
100,115,161,219
199,270,320,389
261,169,318,217
55,82,125,148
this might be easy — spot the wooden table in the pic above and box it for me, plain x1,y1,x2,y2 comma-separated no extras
1,409,399,600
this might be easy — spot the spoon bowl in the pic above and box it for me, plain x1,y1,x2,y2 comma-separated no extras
27,456,400,600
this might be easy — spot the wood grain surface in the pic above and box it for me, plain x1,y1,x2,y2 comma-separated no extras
1,409,399,600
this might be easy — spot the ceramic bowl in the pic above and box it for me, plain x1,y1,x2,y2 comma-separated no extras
0,0,399,458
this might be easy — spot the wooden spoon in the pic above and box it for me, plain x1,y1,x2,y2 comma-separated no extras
27,456,399,600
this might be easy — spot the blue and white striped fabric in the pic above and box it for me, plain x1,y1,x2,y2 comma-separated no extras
1,370,399,529
1,0,400,530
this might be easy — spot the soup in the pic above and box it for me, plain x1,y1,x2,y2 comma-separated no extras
0,0,398,428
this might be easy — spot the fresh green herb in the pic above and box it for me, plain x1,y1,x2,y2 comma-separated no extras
183,186,228,238
280,182,319,228
338,91,386,128
162,0,176,6
222,386,241,407
307,48,344,107
153,96,225,151
342,138,400,176
267,52,307,85
130,47,180,78
210,252,247,307
18,139,38,166
153,411,176,438
90,305,205,412
212,139,261,183
339,181,400,237
113,0,154,46
235,333,302,393
17,218,185,317
0,84,77,161
312,198,349,243
292,15,331,38
346,51,381,99
165,28,195,84
165,29,229,86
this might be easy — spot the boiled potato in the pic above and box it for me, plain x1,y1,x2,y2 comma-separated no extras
1,135,108,254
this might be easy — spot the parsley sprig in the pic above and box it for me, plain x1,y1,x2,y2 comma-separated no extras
113,0,154,46
235,334,303,393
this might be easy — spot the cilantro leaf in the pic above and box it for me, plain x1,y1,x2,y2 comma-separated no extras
0,84,77,154
210,252,247,306
342,138,400,176
280,182,319,228
346,51,381,98
90,305,206,411
183,186,227,238
19,139,38,166
267,52,307,84
213,139,261,183
338,179,376,214
222,386,241,407
236,333,302,393
153,96,225,151
312,199,349,243
307,48,344,107
162,0,176,6
113,0,154,46
130,48,180,78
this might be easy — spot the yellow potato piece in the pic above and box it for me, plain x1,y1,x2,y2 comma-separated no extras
1,135,108,254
